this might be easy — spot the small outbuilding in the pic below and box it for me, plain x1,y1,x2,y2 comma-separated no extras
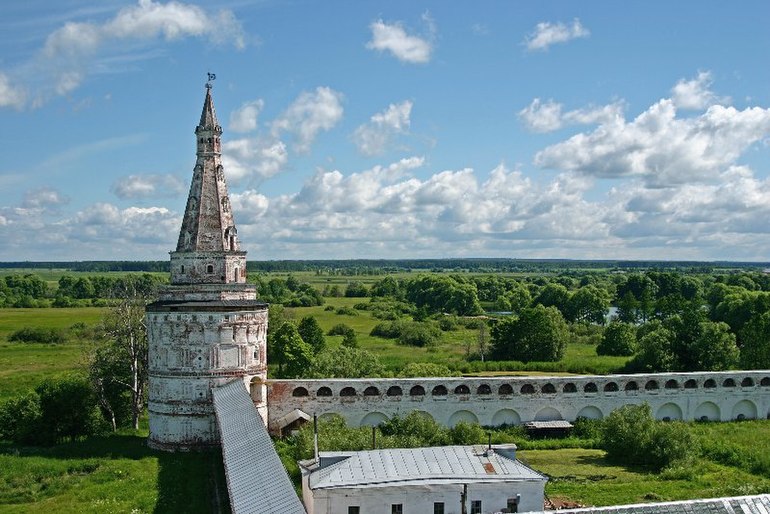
300,444,547,514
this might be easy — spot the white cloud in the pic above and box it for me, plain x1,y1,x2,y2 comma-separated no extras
22,187,70,209
524,18,590,51
222,137,289,183
111,173,186,199
671,71,729,110
519,98,623,133
534,99,770,185
366,17,434,64
3,0,245,109
0,73,27,109
229,99,264,133
272,87,344,153
353,100,413,156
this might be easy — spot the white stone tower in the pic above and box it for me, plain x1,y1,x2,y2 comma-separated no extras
146,82,268,451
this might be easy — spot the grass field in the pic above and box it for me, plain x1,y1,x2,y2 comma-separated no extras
0,426,229,513
0,308,105,400
522,447,770,507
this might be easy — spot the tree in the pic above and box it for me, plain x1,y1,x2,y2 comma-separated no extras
297,316,326,354
567,285,611,324
628,327,675,372
344,281,369,297
490,305,569,362
0,392,42,445
93,286,149,430
533,283,570,318
597,321,637,356
36,374,102,443
739,311,770,369
308,346,386,378
271,322,314,378
688,321,738,371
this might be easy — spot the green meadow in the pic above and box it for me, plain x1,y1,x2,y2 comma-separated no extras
1,270,769,510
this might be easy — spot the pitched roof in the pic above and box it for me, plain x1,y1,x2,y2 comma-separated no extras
213,380,306,514
307,445,547,490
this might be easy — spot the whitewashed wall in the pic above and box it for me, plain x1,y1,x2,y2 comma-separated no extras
269,371,770,434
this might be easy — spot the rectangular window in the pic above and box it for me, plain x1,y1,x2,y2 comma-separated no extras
471,500,482,514
348,507,360,514
434,502,445,514
392,504,403,514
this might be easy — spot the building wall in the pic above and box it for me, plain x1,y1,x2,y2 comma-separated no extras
304,480,544,514
147,307,267,450
268,371,770,434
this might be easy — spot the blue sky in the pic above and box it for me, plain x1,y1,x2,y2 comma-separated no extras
1,0,769,261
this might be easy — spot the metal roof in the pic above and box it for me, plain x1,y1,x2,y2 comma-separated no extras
307,445,547,490
532,495,770,514
213,380,306,514
524,420,574,429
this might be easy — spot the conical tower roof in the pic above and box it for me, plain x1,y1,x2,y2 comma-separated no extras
175,86,239,253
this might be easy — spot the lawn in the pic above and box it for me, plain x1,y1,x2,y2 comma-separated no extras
0,427,228,513
521,447,770,507
0,308,105,400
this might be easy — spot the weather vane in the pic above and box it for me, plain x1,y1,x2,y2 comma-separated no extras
206,72,216,89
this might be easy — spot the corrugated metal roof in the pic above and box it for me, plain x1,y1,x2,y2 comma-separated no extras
309,445,547,490
213,380,306,514
533,495,770,514
525,420,574,429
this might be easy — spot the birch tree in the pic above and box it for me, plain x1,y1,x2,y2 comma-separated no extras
91,283,150,430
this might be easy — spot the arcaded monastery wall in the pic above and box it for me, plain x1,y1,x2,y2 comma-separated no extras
267,371,770,434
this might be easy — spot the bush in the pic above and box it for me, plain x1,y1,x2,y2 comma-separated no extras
398,322,441,347
0,392,43,444
328,323,355,337
397,362,457,377
601,404,694,470
8,327,67,344
335,306,358,316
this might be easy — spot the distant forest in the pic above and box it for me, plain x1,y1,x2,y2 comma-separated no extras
0,258,768,274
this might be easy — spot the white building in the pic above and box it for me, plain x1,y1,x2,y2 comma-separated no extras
300,444,547,514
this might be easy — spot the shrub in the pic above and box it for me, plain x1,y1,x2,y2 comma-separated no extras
601,403,694,470
398,322,441,347
335,306,358,316
328,323,355,337
0,392,43,444
397,362,457,377
8,327,67,344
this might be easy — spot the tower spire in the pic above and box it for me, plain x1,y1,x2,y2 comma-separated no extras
171,81,245,284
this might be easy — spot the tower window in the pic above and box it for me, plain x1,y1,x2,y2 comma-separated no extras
207,264,214,273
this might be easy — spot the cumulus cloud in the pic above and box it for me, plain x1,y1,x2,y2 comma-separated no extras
519,98,623,133
111,173,186,199
229,99,264,133
671,71,729,110
524,18,589,51
366,15,435,64
22,187,70,209
222,137,289,183
534,99,770,185
3,0,245,109
352,100,413,156
272,87,344,153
